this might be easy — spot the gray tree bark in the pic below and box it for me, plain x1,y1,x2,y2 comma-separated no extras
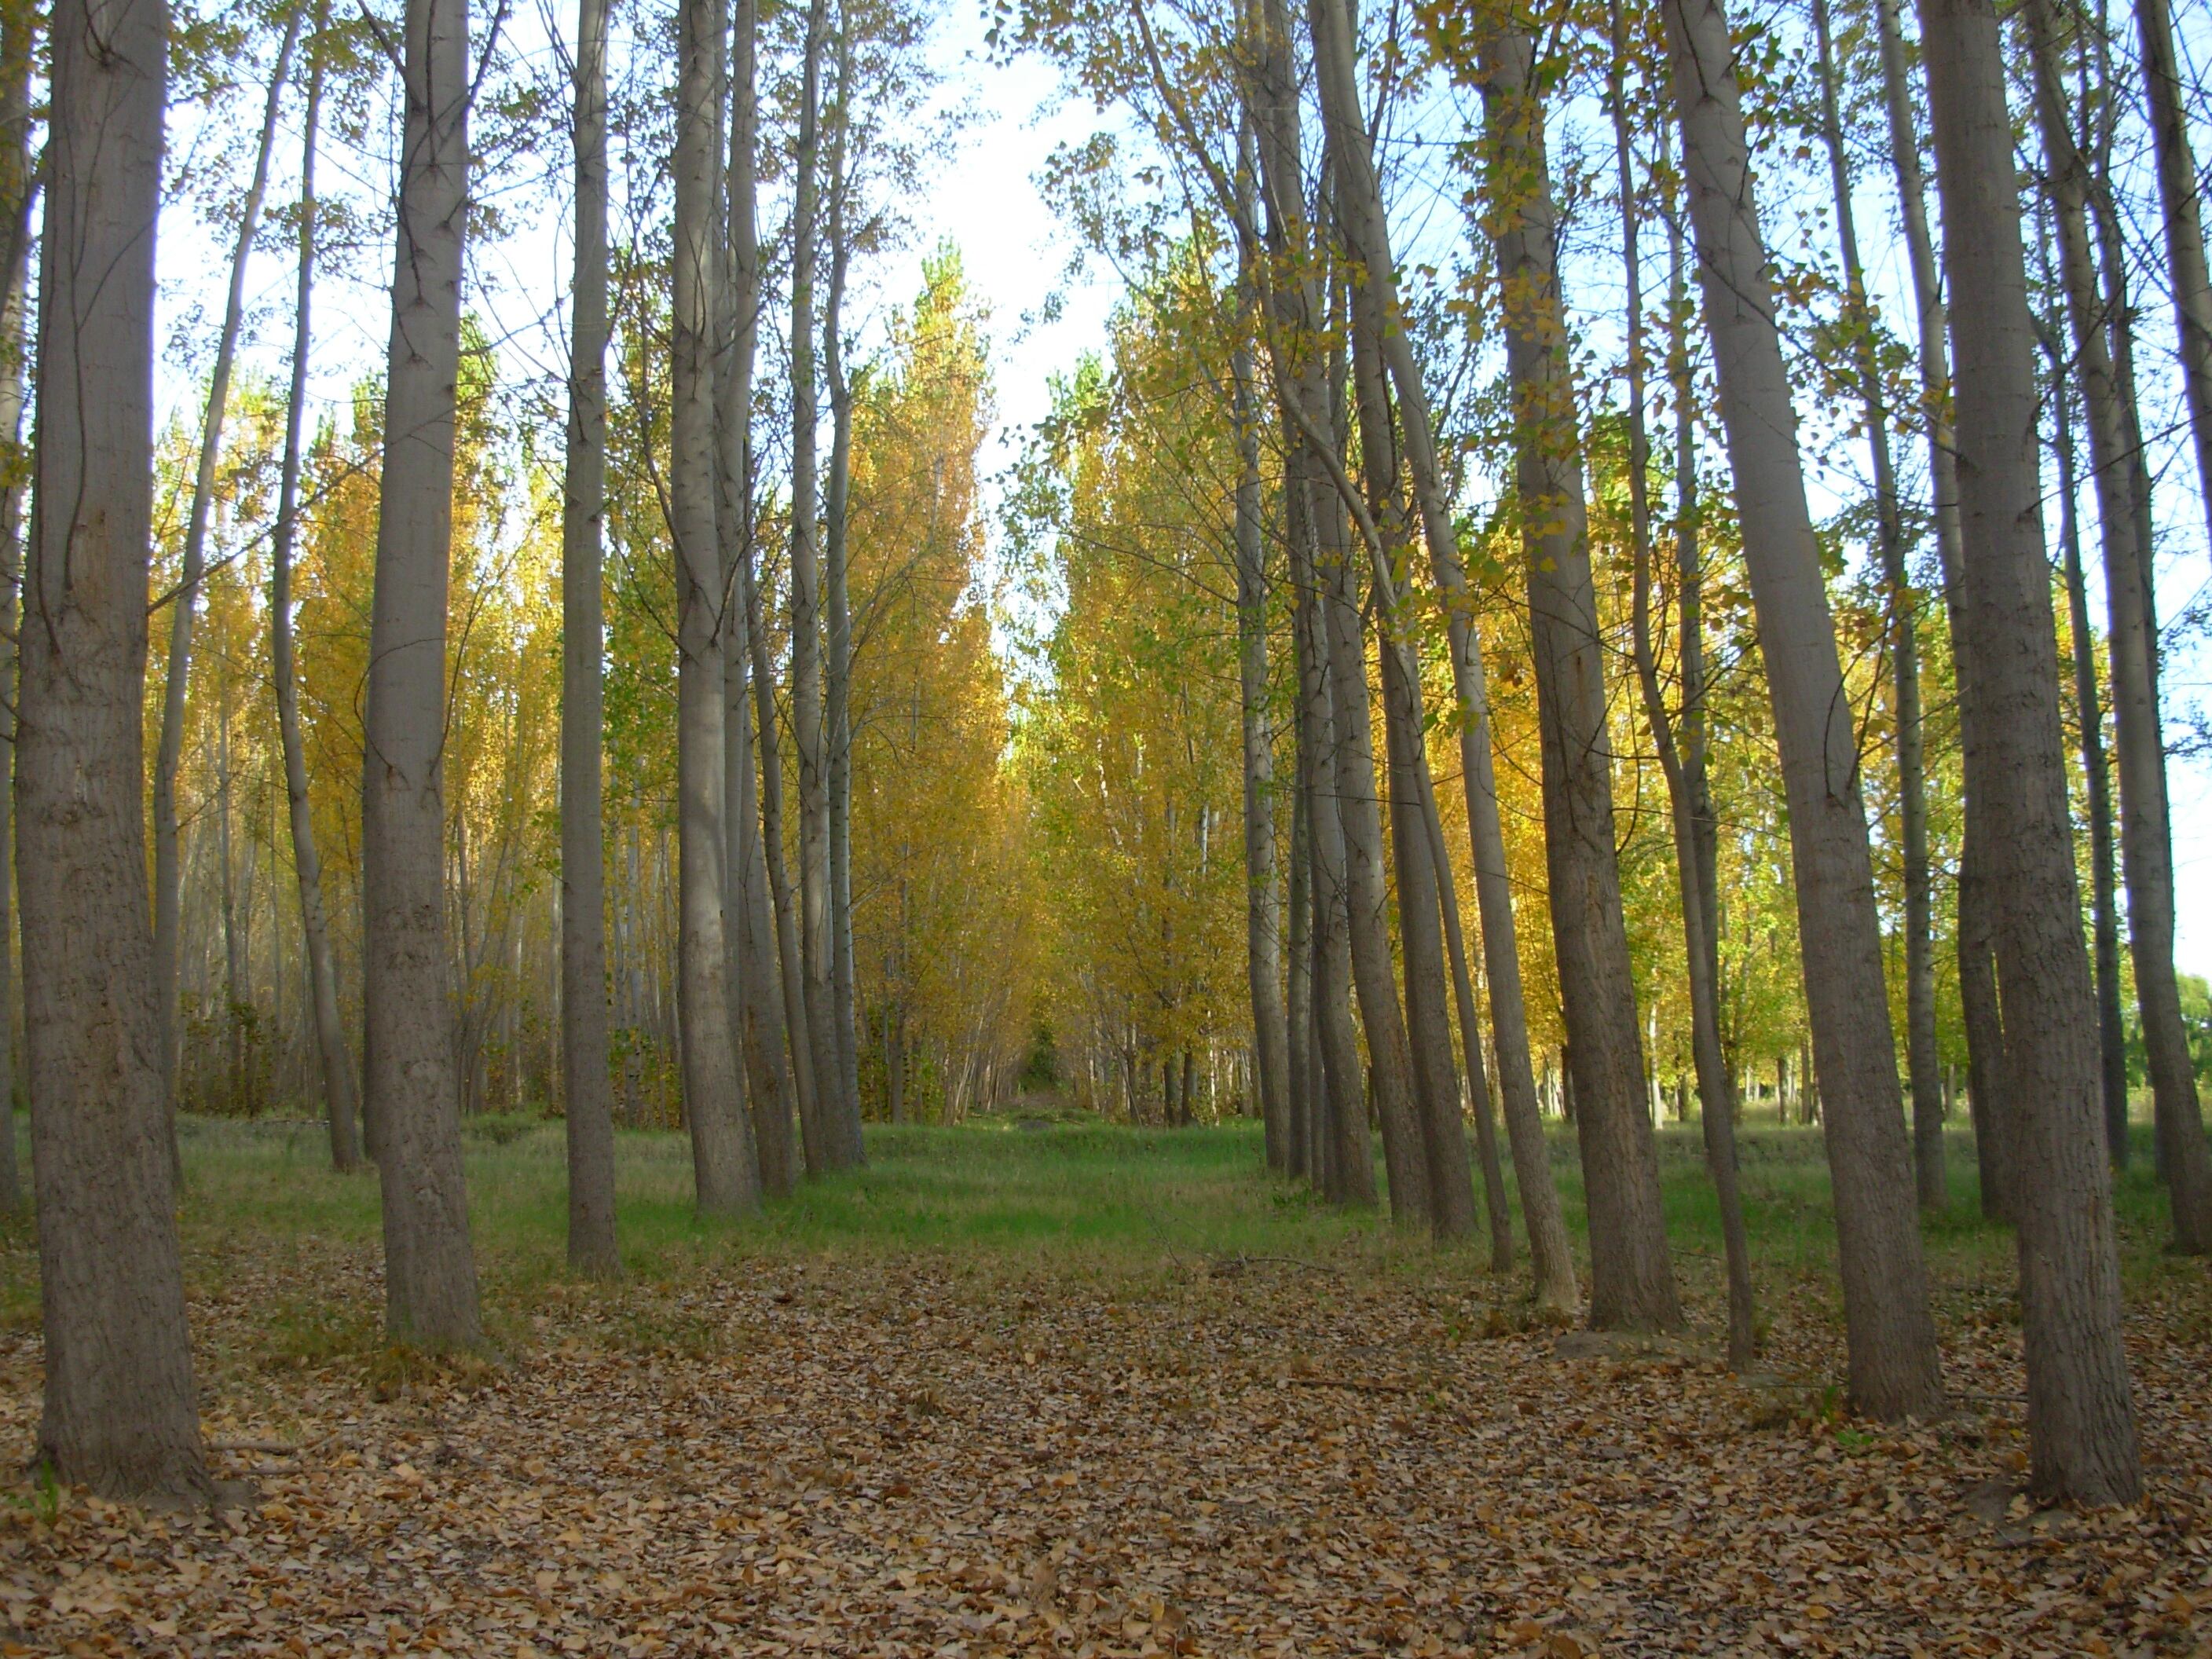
2133,0,2212,566
670,0,759,1215
1812,0,1943,1212
24,0,211,1500
1663,0,1942,1416
1921,0,2143,1502
719,0,797,1196
2023,0,2211,1251
361,0,485,1346
1481,24,1677,1328
559,0,621,1269
154,6,302,1111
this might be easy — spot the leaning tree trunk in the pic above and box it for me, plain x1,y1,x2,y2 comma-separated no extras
1871,0,2008,1219
1664,0,1942,1418
361,0,484,1346
1310,0,1577,1304
669,0,758,1216
559,0,621,1269
153,7,302,1110
719,0,797,1196
1921,0,2142,1503
1611,28,1755,1368
2134,0,2212,565
274,27,366,1176
1812,0,1943,1211
0,0,34,1217
2023,0,2212,1251
1478,23,1677,1329
23,0,211,1500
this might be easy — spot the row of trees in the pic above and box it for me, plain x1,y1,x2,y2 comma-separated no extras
20,0,1038,1502
998,0,2212,1507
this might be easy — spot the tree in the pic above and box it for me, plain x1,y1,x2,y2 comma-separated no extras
155,6,304,1112
561,0,622,1269
1919,0,2142,1503
270,11,366,1175
0,0,35,1218
1661,0,1942,1418
670,0,760,1214
361,0,485,1346
22,0,211,1499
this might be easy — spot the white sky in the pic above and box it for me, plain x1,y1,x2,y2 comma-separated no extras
147,0,2212,981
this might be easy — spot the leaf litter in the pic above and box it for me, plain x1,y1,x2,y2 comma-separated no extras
1,1239,2209,1656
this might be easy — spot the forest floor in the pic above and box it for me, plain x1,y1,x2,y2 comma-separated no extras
1,1115,2209,1657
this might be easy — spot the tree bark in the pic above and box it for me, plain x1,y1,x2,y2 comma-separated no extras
720,0,797,1196
1811,0,1943,1211
1871,0,2007,1221
1921,0,2142,1502
0,0,34,1216
24,0,211,1500
362,0,485,1346
1663,0,1942,1416
1612,31,1755,1368
1480,24,1677,1328
560,0,621,1269
670,0,758,1215
1309,0,1577,1304
2023,0,2211,1250
2133,0,2212,565
154,5,303,1111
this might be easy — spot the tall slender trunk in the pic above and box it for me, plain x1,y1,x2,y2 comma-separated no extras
1872,0,2008,1218
24,0,210,1501
1921,0,2142,1503
154,7,304,1108
1249,0,1369,1206
362,0,485,1346
1611,28,1755,1368
217,662,244,1102
559,0,620,1269
1811,0,1943,1211
1311,0,1577,1304
1476,23,1677,1328
2040,303,2130,1166
1232,140,1290,1174
2023,0,2211,1250
1662,0,1941,1417
0,0,35,1215
670,0,758,1215
789,0,847,1168
1284,760,1313,1183
822,24,863,1162
2133,0,2212,562
720,0,797,1196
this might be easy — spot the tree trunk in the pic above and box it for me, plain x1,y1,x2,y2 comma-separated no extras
24,0,210,1500
559,0,621,1270
1664,0,1942,1417
2023,0,2210,1251
2133,0,2212,564
1921,0,2142,1502
2045,339,2130,1168
719,0,797,1196
1231,189,1290,1175
1309,0,1577,1304
1871,0,2008,1222
154,6,303,1111
361,0,485,1346
1480,24,1677,1329
788,0,847,1170
1613,33,1756,1368
822,27,864,1163
1811,0,1943,1211
0,0,34,1215
1284,763,1313,1184
670,0,758,1216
